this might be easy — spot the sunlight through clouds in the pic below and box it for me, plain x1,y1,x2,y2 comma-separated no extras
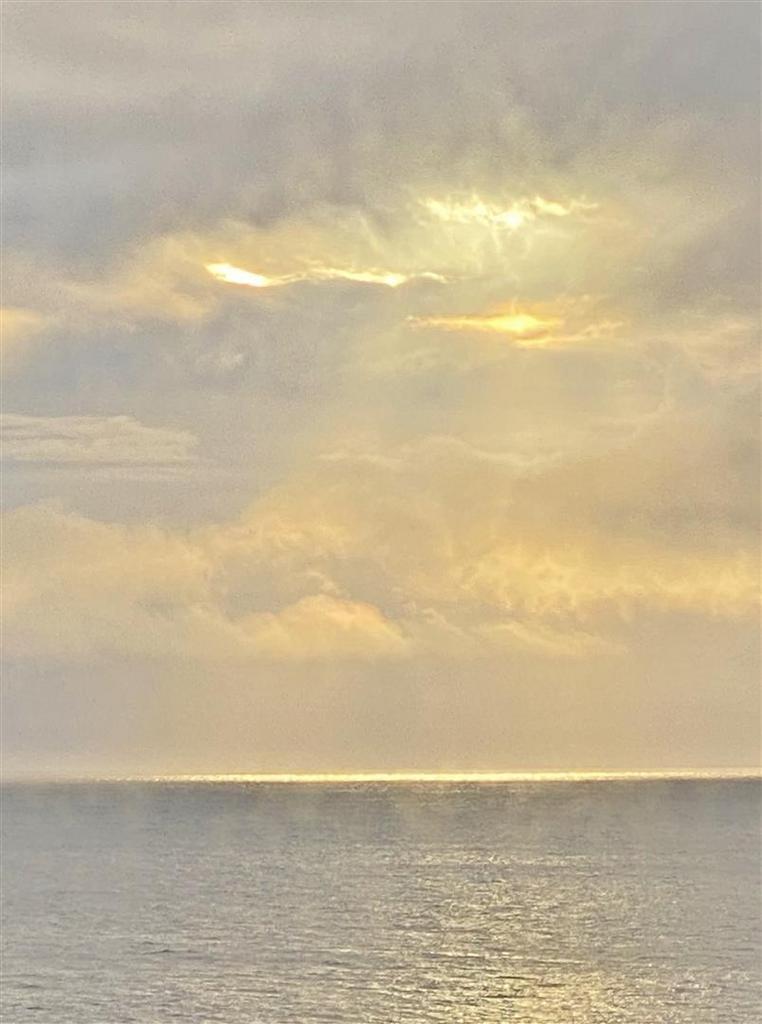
205,263,278,288
409,310,562,345
205,260,446,291
2,0,759,775
407,307,625,350
421,194,599,230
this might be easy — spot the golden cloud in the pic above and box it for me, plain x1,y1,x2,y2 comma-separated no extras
243,594,411,661
4,458,758,671
2,188,617,336
408,301,623,350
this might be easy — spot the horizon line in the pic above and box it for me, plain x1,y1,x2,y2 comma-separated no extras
3,768,760,785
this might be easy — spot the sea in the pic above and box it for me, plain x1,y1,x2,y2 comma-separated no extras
1,777,760,1023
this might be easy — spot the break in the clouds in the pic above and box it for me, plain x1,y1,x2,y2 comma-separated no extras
205,261,445,290
1,1,759,777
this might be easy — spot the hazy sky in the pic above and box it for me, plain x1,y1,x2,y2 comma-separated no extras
2,1,760,776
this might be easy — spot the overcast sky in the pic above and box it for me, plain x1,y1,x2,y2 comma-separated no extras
2,1,760,777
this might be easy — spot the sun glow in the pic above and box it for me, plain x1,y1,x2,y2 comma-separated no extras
422,194,598,231
81,769,762,784
205,261,444,290
423,197,530,230
411,310,562,346
316,268,410,287
205,263,280,288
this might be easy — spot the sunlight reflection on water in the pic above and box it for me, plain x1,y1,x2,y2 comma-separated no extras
2,779,760,1022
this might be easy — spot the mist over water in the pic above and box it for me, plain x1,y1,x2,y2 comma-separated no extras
2,780,760,1023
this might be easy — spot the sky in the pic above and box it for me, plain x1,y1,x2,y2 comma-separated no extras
2,1,760,777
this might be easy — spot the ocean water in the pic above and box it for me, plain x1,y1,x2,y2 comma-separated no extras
1,779,760,1023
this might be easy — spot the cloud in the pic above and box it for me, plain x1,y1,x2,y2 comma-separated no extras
6,399,757,670
2,203,457,334
1,414,198,472
663,314,760,389
245,594,410,661
476,620,623,659
6,2,755,274
1,308,51,373
2,504,213,661
1,307,48,349
213,420,759,626
2,505,408,664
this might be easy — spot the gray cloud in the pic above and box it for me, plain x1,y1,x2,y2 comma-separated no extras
4,3,758,283
1,413,198,471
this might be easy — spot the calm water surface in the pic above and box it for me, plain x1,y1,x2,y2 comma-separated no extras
2,780,760,1023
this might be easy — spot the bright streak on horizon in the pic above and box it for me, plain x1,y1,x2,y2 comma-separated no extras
10,769,761,784
146,769,762,784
